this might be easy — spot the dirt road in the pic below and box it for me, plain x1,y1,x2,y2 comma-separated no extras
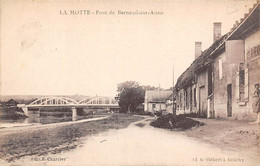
9,118,260,166
0,114,143,164
183,118,260,157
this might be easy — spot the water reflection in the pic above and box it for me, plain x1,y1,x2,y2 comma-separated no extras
27,110,74,124
0,108,102,128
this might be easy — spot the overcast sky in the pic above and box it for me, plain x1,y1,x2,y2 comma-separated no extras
0,0,256,97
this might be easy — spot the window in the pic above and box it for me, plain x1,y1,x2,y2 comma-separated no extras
185,89,189,109
239,70,245,102
239,70,245,85
219,58,223,79
152,104,156,110
236,67,249,102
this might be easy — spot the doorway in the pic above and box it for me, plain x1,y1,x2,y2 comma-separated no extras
199,86,207,117
227,84,232,117
190,88,193,113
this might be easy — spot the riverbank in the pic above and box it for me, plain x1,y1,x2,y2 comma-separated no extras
0,107,27,119
0,113,144,162
0,116,109,134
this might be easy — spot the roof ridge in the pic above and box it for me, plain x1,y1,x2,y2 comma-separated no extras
228,1,259,36
174,1,260,90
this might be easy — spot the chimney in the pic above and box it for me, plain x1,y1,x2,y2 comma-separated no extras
213,22,222,42
195,42,202,59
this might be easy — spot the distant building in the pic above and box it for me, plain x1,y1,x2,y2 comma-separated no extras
0,101,4,107
2,99,19,107
144,90,172,114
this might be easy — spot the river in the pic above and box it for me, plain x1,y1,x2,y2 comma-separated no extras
0,109,106,128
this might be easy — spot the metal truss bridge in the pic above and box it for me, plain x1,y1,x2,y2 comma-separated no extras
17,96,119,117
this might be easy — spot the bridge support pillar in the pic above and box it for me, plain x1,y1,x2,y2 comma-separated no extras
23,107,29,117
83,108,90,114
71,107,77,121
18,104,28,117
38,108,41,116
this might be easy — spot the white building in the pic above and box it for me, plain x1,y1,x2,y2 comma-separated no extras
144,90,172,114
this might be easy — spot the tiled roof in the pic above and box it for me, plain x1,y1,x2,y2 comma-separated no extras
228,1,259,36
6,99,19,105
166,93,173,100
145,90,172,102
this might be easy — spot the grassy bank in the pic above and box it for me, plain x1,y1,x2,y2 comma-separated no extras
0,113,144,162
0,107,27,119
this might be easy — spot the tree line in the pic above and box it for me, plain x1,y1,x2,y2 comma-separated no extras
116,81,171,113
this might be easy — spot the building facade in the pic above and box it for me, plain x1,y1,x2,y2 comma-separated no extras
174,2,259,121
213,3,260,120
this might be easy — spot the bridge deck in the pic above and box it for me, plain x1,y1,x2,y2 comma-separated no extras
25,104,119,108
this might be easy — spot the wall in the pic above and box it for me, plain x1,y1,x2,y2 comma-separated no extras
147,103,166,113
144,103,148,112
166,104,173,114
176,88,186,115
176,85,198,115
175,82,198,115
184,86,191,114
213,52,228,118
213,51,241,119
176,89,184,115
191,84,198,114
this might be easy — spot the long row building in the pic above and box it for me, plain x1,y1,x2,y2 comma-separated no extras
174,2,260,121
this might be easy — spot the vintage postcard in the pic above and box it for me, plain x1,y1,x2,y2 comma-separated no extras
0,0,259,165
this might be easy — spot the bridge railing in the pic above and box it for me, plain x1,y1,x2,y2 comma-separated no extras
27,96,117,106
29,96,78,106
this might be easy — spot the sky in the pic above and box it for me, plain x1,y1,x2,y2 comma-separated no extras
0,0,256,97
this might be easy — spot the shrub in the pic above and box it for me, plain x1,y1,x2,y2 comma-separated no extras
150,113,204,130
136,111,153,116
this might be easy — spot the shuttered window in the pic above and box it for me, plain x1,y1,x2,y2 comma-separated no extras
239,70,245,102
236,68,248,102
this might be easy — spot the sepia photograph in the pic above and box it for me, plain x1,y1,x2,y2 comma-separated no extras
0,0,260,165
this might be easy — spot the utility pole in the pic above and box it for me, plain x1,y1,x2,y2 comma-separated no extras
173,65,176,115
159,83,161,114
